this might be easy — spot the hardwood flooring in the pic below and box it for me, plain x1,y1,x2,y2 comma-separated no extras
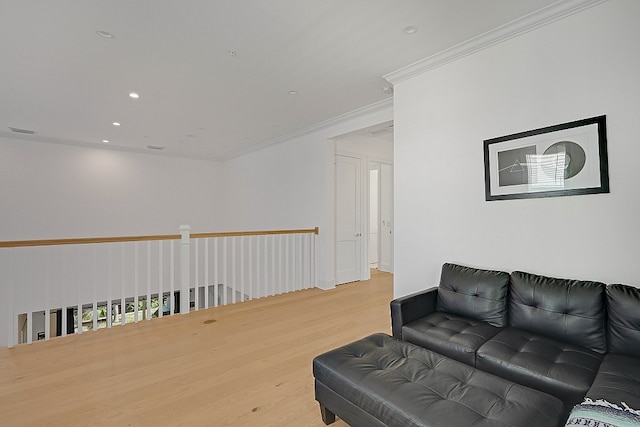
0,271,393,426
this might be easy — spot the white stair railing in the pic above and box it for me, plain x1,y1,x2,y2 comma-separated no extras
0,226,318,348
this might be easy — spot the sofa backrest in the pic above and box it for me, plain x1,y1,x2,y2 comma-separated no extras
607,283,640,358
509,271,607,353
436,263,510,327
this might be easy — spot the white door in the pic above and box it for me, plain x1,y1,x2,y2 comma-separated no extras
335,155,361,285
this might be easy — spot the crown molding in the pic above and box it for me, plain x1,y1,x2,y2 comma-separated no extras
384,0,608,85
0,98,393,163
0,130,223,162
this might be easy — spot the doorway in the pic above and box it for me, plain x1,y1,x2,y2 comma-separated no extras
333,120,393,285
369,161,393,273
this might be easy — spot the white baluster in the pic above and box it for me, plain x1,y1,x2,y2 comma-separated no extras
93,246,98,331
76,247,82,335
179,225,191,314
120,243,126,326
107,244,112,328
170,240,175,316
231,237,237,304
204,238,209,309
248,236,253,301
222,237,228,305
44,247,50,340
194,239,199,311
158,241,163,318
213,238,219,307
240,237,245,303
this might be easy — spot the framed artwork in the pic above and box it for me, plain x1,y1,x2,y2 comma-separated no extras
484,115,609,201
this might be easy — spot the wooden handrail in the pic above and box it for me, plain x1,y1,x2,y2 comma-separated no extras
192,227,319,239
0,227,319,248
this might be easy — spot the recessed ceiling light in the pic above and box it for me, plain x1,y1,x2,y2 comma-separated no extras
288,90,298,95
96,30,114,39
402,25,418,35
129,92,140,99
382,86,393,94
112,122,121,126
102,139,109,143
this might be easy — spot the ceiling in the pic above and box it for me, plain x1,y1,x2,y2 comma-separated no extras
0,0,559,161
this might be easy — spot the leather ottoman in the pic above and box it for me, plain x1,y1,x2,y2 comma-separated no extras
313,333,565,427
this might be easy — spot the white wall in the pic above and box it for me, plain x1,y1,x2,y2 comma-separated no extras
0,138,223,240
221,102,393,289
393,1,640,297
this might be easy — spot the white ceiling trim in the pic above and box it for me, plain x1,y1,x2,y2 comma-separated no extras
0,97,393,162
384,0,608,85
0,130,221,163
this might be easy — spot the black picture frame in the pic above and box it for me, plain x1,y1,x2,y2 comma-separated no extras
484,115,609,201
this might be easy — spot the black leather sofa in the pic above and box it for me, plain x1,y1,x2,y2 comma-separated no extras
390,263,640,423
312,263,640,426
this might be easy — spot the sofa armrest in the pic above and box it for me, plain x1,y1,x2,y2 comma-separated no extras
390,287,438,339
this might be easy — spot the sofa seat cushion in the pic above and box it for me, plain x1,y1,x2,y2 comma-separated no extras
313,333,565,427
477,327,603,406
403,311,502,366
586,353,640,411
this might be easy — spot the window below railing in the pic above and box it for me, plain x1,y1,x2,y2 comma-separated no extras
0,226,318,348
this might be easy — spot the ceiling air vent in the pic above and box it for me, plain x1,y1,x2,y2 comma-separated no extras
8,127,36,135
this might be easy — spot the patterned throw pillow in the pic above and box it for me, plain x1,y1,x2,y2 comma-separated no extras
565,398,640,427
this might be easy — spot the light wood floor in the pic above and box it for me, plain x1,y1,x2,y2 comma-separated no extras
0,271,393,426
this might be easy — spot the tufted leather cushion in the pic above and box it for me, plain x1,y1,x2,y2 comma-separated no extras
477,328,603,407
586,353,640,411
509,271,606,353
314,333,565,427
402,311,501,366
606,283,640,358
436,263,510,327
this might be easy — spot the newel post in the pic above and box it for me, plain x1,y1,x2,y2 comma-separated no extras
179,225,191,315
